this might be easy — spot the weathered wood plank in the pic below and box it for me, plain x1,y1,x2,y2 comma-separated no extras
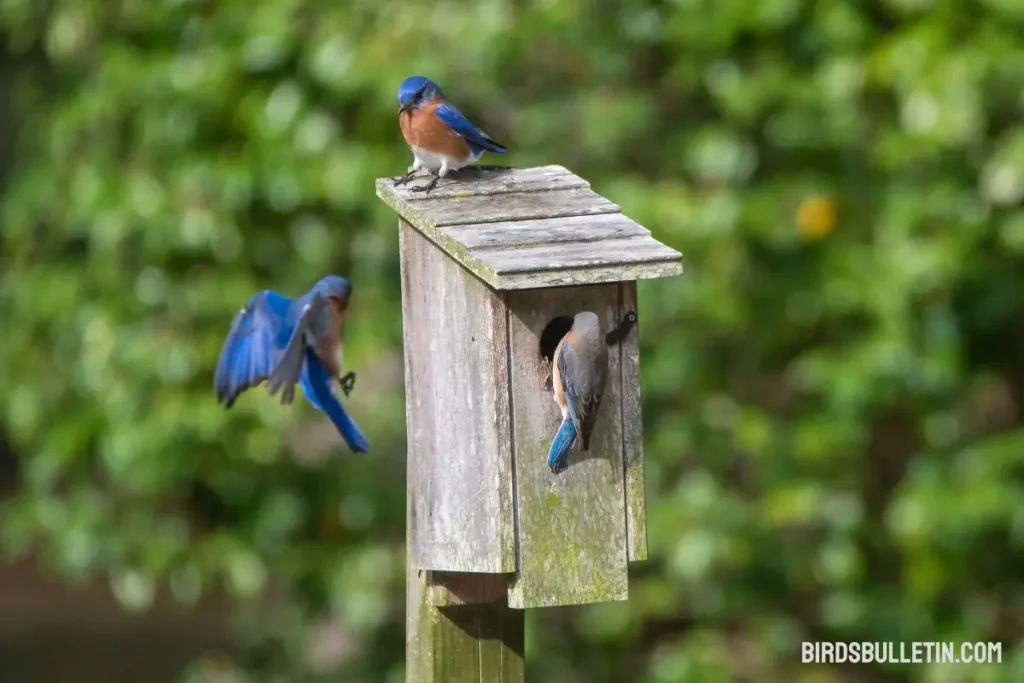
442,213,651,251
489,260,684,291
506,284,629,608
400,221,515,573
407,236,682,292
408,230,681,292
407,563,524,683
382,164,589,201
483,236,681,275
378,186,620,231
477,602,525,681
619,282,647,562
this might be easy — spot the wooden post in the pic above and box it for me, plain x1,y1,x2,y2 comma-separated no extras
377,165,683,682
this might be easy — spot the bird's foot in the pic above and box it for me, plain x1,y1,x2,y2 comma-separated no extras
409,175,440,194
393,167,421,186
339,371,357,398
541,358,553,392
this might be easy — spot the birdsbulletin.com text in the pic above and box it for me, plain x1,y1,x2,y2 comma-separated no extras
803,641,1002,665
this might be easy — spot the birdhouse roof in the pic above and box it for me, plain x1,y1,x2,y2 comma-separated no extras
375,165,683,290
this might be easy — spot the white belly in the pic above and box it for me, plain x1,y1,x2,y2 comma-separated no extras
411,145,482,173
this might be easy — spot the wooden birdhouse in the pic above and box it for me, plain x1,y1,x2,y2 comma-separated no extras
376,165,682,681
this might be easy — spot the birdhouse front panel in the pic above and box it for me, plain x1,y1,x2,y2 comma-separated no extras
506,283,631,609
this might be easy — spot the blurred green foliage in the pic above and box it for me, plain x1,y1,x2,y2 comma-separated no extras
2,0,1024,681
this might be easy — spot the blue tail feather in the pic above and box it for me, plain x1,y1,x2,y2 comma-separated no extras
548,418,577,474
300,351,371,454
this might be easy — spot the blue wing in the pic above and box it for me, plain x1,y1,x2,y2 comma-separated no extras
300,350,371,454
214,291,293,408
557,342,602,451
547,418,577,474
435,101,508,155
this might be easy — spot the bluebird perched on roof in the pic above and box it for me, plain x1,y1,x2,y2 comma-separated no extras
214,275,371,454
548,311,609,474
393,75,508,194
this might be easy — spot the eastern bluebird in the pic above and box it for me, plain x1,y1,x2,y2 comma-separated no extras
548,311,609,474
393,75,508,194
214,275,371,453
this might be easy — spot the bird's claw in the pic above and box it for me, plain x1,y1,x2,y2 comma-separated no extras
393,169,418,187
409,176,440,194
541,358,553,392
339,371,357,398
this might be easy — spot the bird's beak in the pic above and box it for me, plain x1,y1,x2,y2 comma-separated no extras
398,101,412,115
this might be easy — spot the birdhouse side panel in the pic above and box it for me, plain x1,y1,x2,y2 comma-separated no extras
399,222,516,573
506,284,629,608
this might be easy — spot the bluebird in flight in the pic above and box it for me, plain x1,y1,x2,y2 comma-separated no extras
214,275,371,453
393,75,508,194
548,312,609,473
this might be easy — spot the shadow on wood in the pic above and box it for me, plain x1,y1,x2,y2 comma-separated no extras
407,566,524,683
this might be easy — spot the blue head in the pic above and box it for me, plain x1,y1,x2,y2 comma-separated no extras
311,275,353,310
397,76,443,115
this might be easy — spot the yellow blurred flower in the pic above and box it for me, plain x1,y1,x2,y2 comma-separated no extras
796,195,837,239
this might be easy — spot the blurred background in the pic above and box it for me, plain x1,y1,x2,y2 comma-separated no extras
2,0,1023,681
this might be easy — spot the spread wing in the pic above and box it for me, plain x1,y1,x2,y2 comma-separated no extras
214,291,292,408
435,101,508,154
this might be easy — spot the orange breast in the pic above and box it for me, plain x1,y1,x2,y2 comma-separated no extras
401,98,472,161
552,341,566,409
315,302,344,378
398,109,417,147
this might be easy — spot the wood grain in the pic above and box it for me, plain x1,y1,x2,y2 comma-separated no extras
381,186,621,229
506,284,630,608
385,164,589,200
443,213,651,250
619,282,647,562
400,221,515,573
483,235,680,274
488,260,683,291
